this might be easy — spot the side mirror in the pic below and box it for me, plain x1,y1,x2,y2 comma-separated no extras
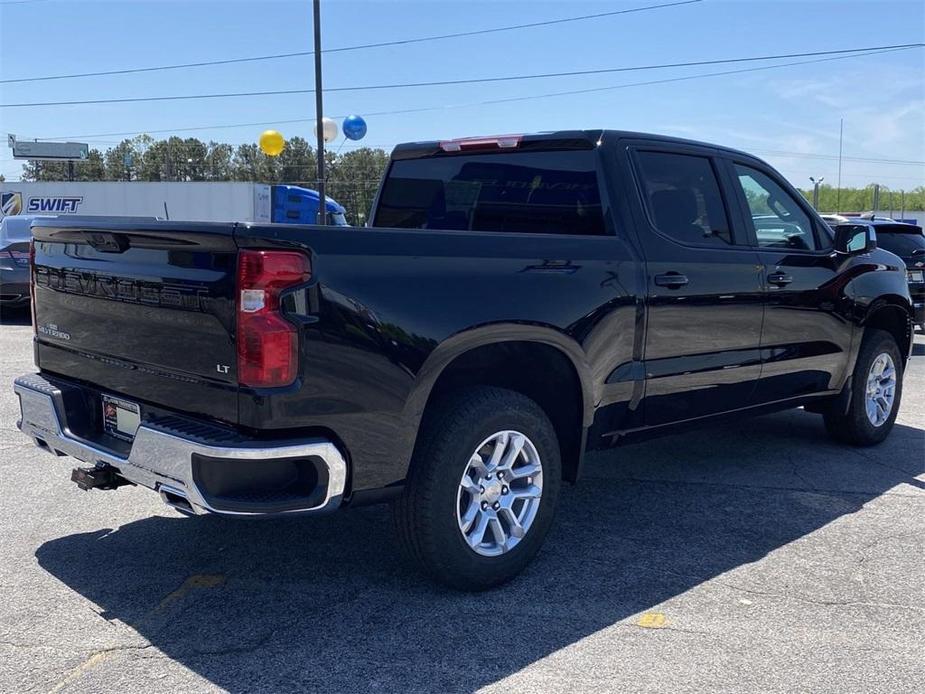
834,223,877,254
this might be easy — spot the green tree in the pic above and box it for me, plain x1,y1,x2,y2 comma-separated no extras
9,134,396,223
204,141,234,181
278,136,316,183
104,139,140,181
325,148,389,224
20,149,106,181
77,149,106,181
231,143,263,182
138,137,170,181
798,185,925,213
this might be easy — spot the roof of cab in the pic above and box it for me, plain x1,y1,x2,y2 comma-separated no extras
390,129,765,164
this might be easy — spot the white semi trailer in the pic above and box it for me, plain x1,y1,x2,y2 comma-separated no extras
0,182,347,225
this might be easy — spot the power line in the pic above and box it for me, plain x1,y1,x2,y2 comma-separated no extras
2,43,922,109
786,169,925,183
0,0,701,85
388,46,916,112
331,43,925,93
42,119,327,141
753,150,924,166
31,47,923,157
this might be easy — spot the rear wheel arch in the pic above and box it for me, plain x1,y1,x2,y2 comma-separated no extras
403,328,594,484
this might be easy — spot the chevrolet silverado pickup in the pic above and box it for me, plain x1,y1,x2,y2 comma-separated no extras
15,130,913,590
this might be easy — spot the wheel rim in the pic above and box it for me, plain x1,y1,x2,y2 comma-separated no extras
865,352,896,427
456,430,544,557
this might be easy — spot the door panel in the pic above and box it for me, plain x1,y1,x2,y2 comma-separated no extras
756,252,852,400
628,147,765,426
643,253,764,424
728,161,853,401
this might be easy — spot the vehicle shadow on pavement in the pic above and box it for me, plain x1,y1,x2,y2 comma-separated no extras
35,410,924,692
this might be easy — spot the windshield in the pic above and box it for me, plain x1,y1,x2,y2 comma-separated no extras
374,149,605,235
875,229,925,258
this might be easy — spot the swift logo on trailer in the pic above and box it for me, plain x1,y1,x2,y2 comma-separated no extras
26,196,83,214
1,192,23,217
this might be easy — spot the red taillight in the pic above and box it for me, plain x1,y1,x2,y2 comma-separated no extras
439,135,522,152
236,250,310,388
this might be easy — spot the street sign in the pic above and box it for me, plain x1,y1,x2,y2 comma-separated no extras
10,138,89,161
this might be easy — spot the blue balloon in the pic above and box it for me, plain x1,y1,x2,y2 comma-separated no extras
342,115,367,141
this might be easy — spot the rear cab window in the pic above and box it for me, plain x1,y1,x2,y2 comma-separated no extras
373,149,606,235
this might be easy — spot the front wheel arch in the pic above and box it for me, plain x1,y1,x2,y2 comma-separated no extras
864,298,912,362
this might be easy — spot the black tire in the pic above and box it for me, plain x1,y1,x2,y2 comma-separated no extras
392,386,561,591
824,328,903,446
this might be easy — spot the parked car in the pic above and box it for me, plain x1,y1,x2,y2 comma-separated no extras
823,215,925,330
0,215,51,310
15,130,913,589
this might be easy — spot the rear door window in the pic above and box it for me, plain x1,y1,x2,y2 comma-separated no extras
373,150,605,235
634,151,733,247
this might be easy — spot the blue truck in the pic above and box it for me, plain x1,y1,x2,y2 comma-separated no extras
272,185,348,226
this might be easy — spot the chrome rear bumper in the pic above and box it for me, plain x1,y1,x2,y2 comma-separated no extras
14,373,347,516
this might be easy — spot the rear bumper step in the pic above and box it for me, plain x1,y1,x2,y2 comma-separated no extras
14,373,348,516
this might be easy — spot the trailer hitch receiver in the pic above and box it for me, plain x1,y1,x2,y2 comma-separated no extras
71,465,134,492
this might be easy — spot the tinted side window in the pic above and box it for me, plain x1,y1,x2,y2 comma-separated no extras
374,150,605,235
635,151,732,247
735,164,818,251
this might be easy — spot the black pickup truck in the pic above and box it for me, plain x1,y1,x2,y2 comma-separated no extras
16,130,913,589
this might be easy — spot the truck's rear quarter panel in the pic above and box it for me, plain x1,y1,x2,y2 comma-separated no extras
235,223,640,490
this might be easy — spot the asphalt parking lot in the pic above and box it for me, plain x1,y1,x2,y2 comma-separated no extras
0,309,922,694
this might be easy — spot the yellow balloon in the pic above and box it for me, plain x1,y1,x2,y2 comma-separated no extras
259,130,285,157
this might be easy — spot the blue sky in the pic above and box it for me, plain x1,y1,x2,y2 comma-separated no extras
1,0,923,189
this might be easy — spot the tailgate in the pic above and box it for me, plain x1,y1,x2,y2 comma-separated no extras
31,218,240,423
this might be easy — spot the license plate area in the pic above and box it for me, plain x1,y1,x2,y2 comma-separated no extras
102,394,141,442
908,270,924,284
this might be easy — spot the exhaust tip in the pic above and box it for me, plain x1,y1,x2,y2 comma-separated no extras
159,486,195,515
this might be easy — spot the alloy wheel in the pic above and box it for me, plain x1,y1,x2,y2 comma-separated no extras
456,430,544,557
865,352,897,427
